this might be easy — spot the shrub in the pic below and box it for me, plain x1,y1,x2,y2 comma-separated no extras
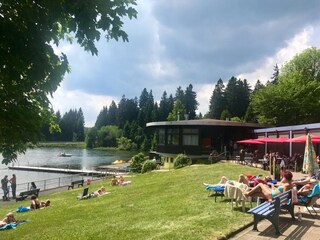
130,152,146,173
173,154,192,169
117,137,137,151
141,160,156,173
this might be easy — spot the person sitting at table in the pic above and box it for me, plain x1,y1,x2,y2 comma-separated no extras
244,170,294,201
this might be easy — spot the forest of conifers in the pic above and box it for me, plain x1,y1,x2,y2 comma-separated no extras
41,47,320,152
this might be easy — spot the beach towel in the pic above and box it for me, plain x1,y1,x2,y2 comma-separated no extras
16,205,30,213
206,185,225,192
0,223,16,231
119,181,132,186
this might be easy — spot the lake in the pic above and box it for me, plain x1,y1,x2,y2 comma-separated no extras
0,147,134,185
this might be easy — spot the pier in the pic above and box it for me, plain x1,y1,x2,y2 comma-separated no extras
8,164,130,176
9,165,105,175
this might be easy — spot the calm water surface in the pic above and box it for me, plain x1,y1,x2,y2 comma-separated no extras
0,148,133,184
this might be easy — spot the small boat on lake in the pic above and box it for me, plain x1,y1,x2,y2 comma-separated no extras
58,152,72,157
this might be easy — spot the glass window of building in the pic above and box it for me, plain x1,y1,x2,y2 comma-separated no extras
167,128,179,145
183,128,199,146
158,129,165,145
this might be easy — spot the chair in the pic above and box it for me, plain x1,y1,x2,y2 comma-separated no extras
205,185,225,202
224,181,250,212
77,187,89,200
296,183,320,218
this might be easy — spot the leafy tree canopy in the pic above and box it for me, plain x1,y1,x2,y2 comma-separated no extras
167,99,186,121
0,0,137,164
251,47,320,125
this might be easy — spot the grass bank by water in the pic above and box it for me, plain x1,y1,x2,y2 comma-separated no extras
36,142,86,148
0,162,267,240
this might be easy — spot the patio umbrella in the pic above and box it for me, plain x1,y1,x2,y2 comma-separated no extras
286,135,320,143
302,133,319,175
236,139,264,144
258,136,289,143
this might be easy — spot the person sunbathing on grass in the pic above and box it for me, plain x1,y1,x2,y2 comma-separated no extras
203,174,249,187
0,212,17,227
297,179,318,196
244,170,294,201
203,176,230,187
93,189,103,197
293,172,317,189
30,195,50,210
111,175,119,186
100,186,106,194
118,176,132,186
91,186,109,197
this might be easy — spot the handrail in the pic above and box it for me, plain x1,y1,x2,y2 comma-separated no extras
5,172,107,198
208,151,231,163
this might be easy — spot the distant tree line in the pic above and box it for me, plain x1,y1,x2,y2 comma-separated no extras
41,108,85,142
41,47,320,152
86,84,199,151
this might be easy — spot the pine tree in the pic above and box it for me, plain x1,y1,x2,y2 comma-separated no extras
208,78,226,119
184,84,198,119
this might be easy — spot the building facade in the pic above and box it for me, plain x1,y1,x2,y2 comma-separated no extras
254,122,320,157
146,119,266,167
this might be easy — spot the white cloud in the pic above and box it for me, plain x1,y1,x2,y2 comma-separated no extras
50,87,118,127
194,83,214,115
47,1,320,125
196,26,320,116
237,27,314,86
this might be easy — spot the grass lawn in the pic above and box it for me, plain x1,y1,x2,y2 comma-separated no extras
36,142,86,148
0,162,268,240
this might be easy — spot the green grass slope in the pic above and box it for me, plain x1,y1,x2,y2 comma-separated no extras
0,162,267,240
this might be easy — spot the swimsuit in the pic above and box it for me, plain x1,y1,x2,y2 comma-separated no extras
271,186,284,198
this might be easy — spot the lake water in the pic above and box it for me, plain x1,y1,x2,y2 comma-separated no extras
0,147,134,185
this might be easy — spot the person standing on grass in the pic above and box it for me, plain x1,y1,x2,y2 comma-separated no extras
9,174,16,199
1,175,9,201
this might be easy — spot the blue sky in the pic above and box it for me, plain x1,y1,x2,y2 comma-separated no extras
50,0,320,127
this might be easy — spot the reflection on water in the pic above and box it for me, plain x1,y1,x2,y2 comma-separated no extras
0,147,134,184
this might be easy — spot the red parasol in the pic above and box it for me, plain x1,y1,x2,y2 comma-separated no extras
258,136,289,143
237,139,264,144
286,135,320,143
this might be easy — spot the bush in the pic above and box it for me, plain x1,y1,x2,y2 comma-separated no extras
141,160,156,173
130,152,146,173
117,137,137,151
173,154,192,169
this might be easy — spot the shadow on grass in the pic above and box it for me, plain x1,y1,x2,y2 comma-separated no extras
256,217,315,239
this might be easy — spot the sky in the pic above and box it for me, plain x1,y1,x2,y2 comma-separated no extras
50,0,320,127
